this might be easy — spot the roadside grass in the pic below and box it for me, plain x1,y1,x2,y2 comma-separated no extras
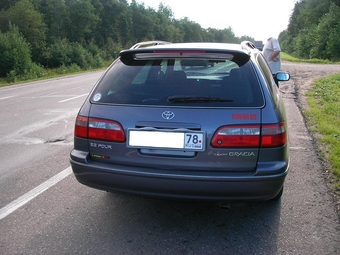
281,52,340,64
0,61,112,87
304,74,340,189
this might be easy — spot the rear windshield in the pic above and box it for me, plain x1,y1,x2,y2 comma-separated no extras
91,56,264,107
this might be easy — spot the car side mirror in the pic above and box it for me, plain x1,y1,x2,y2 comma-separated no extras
275,72,290,82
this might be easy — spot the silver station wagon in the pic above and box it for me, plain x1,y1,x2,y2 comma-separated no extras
70,41,290,201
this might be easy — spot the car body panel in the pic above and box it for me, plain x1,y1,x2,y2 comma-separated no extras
70,41,290,201
86,105,262,171
70,153,287,201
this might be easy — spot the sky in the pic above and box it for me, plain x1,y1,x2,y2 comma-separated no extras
135,0,297,43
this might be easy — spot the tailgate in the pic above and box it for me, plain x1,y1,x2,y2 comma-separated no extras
88,105,262,172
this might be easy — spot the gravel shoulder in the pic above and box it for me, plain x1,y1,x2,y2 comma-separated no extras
282,62,340,109
281,61,340,215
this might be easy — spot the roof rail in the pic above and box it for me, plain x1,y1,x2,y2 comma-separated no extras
241,41,259,53
130,41,171,49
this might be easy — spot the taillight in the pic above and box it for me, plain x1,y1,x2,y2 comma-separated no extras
261,123,286,147
74,116,125,142
88,118,125,142
211,125,261,147
211,123,286,148
74,116,88,138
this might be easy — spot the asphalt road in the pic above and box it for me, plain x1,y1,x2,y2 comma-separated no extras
1,63,340,254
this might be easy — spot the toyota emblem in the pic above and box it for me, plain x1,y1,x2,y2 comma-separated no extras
162,111,175,120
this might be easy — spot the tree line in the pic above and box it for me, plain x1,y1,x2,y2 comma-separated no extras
0,0,253,81
1,0,339,82
279,0,340,61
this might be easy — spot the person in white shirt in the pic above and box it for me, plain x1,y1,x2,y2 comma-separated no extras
262,37,281,75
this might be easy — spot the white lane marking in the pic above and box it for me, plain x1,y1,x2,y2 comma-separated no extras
59,93,88,103
0,167,72,221
0,96,14,100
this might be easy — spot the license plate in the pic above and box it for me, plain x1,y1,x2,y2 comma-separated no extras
127,129,205,151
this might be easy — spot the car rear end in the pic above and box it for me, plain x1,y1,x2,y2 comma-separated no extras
70,42,289,201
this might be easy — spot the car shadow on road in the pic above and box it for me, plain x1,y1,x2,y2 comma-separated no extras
86,192,283,254
19,188,282,254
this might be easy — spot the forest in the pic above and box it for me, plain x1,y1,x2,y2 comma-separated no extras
279,0,340,62
0,0,339,82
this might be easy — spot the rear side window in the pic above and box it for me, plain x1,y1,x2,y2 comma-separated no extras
91,56,264,107
257,54,280,104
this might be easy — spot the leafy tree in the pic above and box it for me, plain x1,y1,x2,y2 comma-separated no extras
94,0,131,47
0,0,47,63
206,27,238,43
118,0,129,5
39,0,69,43
219,28,239,43
298,0,332,28
310,3,340,60
88,0,103,44
295,25,317,59
160,23,182,43
0,0,18,10
287,0,305,38
64,0,99,43
175,17,204,42
101,37,122,60
0,24,43,79
278,30,288,52
113,2,132,46
130,1,156,42
47,38,103,69
151,4,174,41
283,0,340,59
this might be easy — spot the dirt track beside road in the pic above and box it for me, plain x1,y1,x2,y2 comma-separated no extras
282,62,340,109
281,61,340,214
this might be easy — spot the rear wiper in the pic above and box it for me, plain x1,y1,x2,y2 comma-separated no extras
168,96,233,103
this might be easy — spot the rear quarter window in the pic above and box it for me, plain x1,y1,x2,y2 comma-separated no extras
91,56,264,108
257,54,280,104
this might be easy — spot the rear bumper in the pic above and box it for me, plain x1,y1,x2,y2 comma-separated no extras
70,150,288,201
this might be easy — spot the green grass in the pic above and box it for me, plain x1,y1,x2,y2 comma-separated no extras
0,61,112,87
281,52,340,64
305,74,340,189
279,52,340,189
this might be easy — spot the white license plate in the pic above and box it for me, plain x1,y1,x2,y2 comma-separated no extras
127,129,205,151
